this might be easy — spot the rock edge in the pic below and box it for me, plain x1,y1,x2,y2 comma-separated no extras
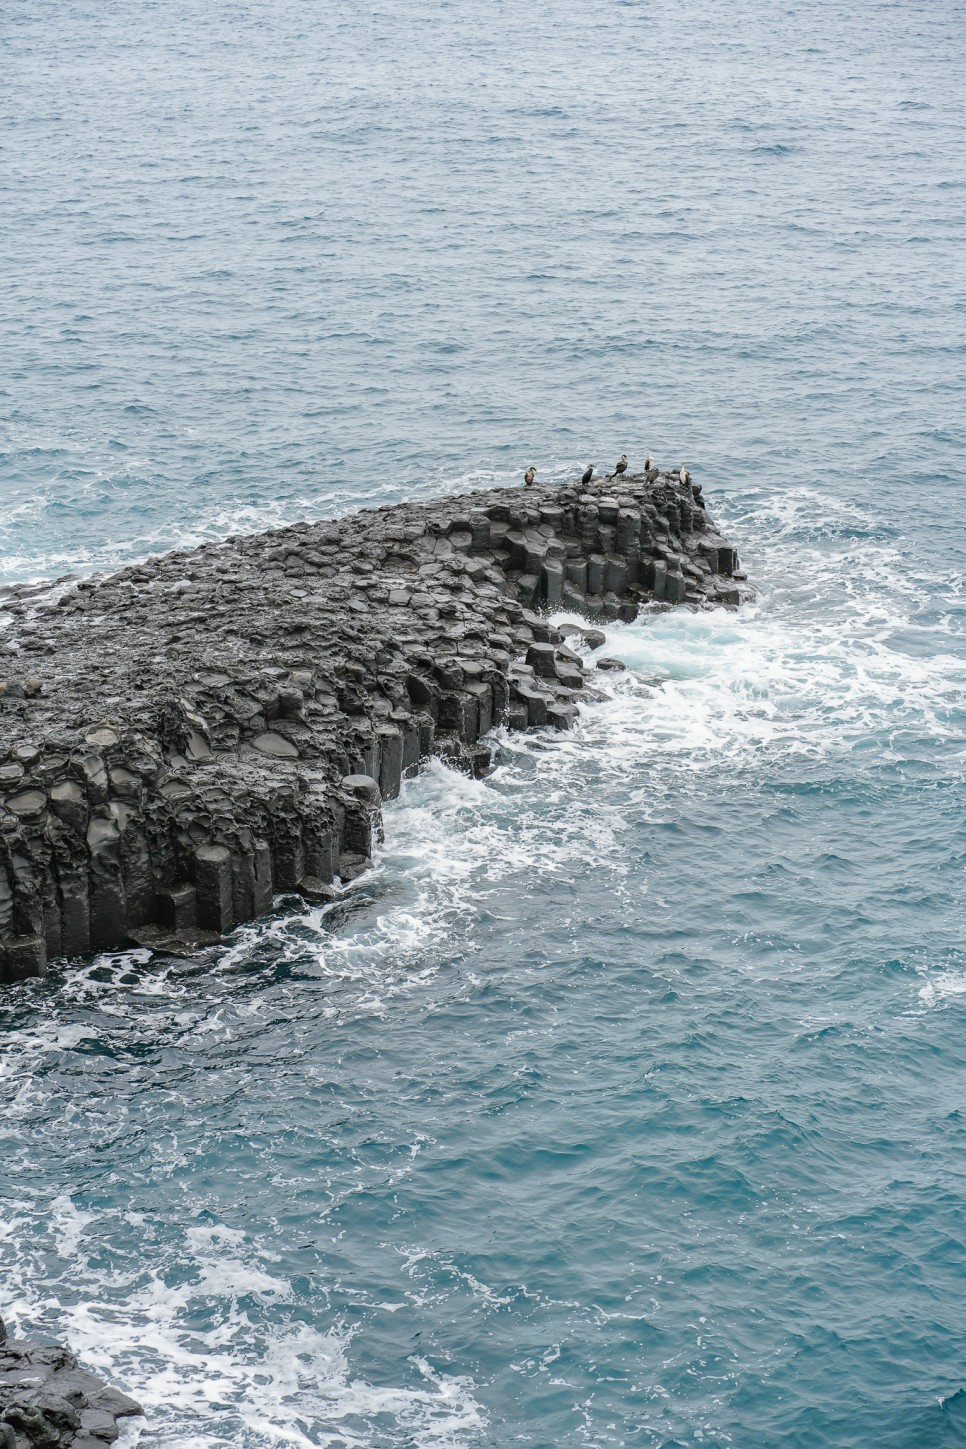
0,1314,142,1448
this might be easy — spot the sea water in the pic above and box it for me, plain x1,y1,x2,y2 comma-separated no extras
1,1,965,1445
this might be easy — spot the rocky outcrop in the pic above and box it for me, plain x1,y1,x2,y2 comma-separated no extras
0,1315,142,1447
0,470,750,979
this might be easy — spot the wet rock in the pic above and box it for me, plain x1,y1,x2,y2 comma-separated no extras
0,470,749,977
595,657,627,672
155,883,197,931
127,924,221,957
547,703,577,730
562,625,606,651
0,1320,142,1448
193,845,234,932
296,875,340,905
0,937,47,984
526,642,558,680
338,853,372,883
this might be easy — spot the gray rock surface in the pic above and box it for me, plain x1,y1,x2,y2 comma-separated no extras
0,470,750,978
0,1315,142,1447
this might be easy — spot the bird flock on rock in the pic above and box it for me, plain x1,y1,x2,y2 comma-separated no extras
523,455,692,488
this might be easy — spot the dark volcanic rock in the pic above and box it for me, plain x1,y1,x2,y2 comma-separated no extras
0,471,750,978
0,1315,142,1447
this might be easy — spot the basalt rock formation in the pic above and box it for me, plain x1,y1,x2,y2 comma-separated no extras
0,1314,142,1448
0,470,750,981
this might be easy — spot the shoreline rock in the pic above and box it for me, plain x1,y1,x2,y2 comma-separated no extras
0,1314,142,1448
0,470,751,979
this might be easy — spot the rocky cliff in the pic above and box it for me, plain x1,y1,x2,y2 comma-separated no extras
0,470,750,980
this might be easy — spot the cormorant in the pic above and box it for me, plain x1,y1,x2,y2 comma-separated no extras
581,465,594,486
679,462,690,487
524,466,536,486
608,453,628,481
645,453,659,483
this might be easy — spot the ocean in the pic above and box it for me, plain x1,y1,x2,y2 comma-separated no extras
2,1,965,1444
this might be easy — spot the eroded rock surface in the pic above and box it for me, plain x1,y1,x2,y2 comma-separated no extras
0,471,750,979
0,1315,142,1448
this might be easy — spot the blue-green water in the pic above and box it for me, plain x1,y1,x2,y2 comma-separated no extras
2,2,966,1445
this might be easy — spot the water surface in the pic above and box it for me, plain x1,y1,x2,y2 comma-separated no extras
2,2,965,1445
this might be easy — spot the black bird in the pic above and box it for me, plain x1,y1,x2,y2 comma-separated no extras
524,466,536,486
581,465,594,486
608,453,628,481
645,453,659,483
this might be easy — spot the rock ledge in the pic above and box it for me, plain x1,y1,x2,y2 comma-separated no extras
0,470,750,978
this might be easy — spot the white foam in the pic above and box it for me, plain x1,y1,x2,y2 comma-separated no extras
917,970,966,1008
93,1299,484,1448
1,1197,486,1449
49,1194,99,1261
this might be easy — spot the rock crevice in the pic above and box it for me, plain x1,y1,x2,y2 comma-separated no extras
0,471,750,978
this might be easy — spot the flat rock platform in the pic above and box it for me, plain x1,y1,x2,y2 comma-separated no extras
0,471,750,981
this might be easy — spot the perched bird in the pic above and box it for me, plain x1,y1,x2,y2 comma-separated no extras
581,464,595,486
679,462,691,487
608,453,628,481
524,466,536,486
645,453,659,483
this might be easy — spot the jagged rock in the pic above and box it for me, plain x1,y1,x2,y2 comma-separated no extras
0,1317,141,1448
0,471,750,978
